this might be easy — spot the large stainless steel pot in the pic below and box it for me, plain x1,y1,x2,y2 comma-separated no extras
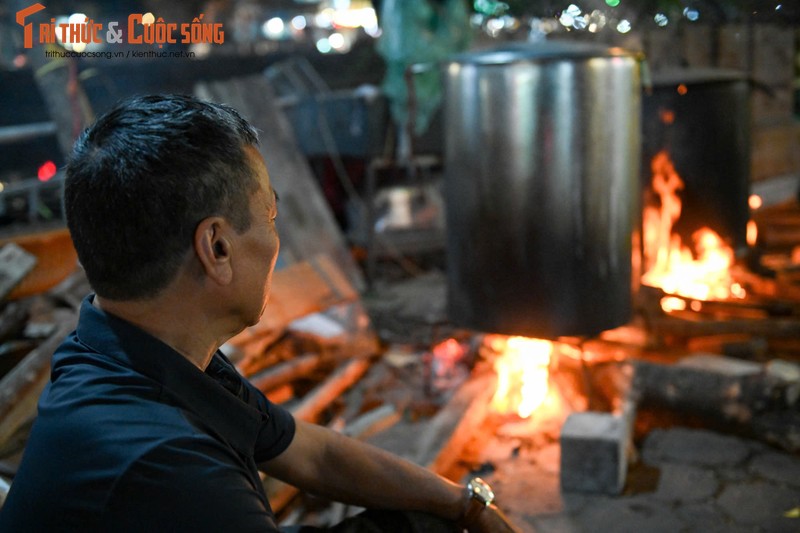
444,41,642,338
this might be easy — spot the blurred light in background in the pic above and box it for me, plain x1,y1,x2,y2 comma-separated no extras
37,161,57,182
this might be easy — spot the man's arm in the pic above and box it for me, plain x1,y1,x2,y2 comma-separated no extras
258,420,519,532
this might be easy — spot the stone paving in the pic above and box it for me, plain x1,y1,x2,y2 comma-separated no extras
482,427,800,533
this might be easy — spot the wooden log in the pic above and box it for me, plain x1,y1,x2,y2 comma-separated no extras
686,334,769,360
0,310,77,453
286,302,381,364
292,357,373,423
415,371,496,477
647,312,800,339
735,267,800,302
632,357,800,452
671,295,800,319
341,404,401,441
248,353,322,393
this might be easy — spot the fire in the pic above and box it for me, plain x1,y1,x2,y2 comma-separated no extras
747,194,761,247
488,336,552,418
642,151,744,304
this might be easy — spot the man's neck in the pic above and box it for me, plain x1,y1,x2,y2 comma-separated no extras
93,291,227,371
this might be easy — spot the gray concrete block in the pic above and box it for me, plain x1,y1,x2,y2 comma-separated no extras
560,412,628,495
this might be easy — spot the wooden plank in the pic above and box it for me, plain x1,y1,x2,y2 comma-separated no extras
649,312,800,339
0,228,78,300
416,372,496,477
0,310,77,453
341,404,401,441
194,77,365,292
292,357,373,424
0,302,29,346
248,353,322,393
0,243,36,301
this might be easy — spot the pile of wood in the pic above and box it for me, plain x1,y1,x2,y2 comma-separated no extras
0,245,88,469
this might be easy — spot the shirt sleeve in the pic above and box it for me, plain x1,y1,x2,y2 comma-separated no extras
242,376,296,463
102,436,282,533
210,352,296,462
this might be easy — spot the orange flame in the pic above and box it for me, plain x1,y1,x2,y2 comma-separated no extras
489,336,552,418
642,151,745,305
747,194,761,247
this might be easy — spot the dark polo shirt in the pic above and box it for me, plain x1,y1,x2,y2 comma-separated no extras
0,295,295,532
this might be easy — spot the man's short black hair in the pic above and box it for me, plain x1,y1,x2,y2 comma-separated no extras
65,94,260,301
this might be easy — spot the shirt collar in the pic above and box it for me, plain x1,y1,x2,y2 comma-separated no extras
69,294,264,457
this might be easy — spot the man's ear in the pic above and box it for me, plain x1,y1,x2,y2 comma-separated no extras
194,217,233,285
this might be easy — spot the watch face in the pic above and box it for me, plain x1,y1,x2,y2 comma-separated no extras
469,477,494,505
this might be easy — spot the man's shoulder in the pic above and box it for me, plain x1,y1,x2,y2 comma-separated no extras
98,434,279,532
31,333,204,474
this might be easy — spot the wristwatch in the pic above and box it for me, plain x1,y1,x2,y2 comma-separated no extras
459,477,494,529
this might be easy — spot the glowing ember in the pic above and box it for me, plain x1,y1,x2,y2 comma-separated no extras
489,336,552,419
747,194,761,248
747,220,758,247
429,338,468,391
642,151,744,305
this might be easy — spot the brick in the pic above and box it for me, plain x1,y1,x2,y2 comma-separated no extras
560,412,629,495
